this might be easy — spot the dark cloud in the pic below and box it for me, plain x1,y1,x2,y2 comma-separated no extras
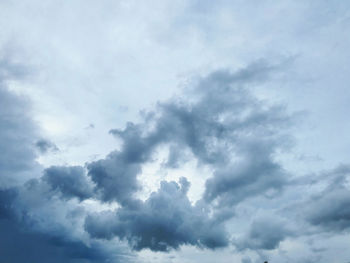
42,166,94,201
0,57,297,258
35,139,59,154
0,185,123,263
0,188,17,219
308,192,350,232
87,150,142,204
85,178,228,252
81,61,294,253
0,85,40,186
305,165,350,232
100,61,291,207
0,219,108,263
203,141,288,207
0,58,40,185
0,60,129,262
234,217,291,251
163,144,187,169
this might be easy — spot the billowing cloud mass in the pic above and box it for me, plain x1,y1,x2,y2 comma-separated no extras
80,61,294,252
2,55,350,262
43,165,94,201
1,55,295,259
85,178,228,251
234,217,292,251
0,61,129,263
305,165,350,232
1,1,350,262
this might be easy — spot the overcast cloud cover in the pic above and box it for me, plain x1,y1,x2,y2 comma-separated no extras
1,1,350,263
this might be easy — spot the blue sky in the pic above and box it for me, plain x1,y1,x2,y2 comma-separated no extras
1,1,350,262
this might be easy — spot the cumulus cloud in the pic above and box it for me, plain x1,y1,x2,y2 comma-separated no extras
87,150,142,204
234,216,292,251
101,60,291,207
42,165,94,201
0,59,129,263
305,165,350,232
81,60,294,252
85,177,228,252
0,184,121,263
203,143,288,207
3,50,347,261
2,1,350,262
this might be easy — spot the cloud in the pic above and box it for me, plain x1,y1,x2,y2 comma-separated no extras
241,256,252,263
0,187,127,263
234,216,292,251
101,60,291,206
85,177,228,252
0,54,306,259
0,181,123,263
203,141,288,207
0,59,129,263
0,216,108,263
305,165,350,232
81,60,294,252
0,188,17,219
42,165,94,201
0,81,40,187
35,139,59,154
87,150,142,204
1,1,350,262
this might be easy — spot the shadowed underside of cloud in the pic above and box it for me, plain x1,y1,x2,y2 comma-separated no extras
305,165,350,232
0,220,107,263
0,59,128,263
234,217,292,251
43,165,94,201
87,150,142,204
0,187,117,263
85,178,228,251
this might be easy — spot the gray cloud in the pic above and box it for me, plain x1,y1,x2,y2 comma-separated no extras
305,165,350,232
101,61,291,207
35,139,59,154
0,61,129,263
203,140,288,207
81,61,294,252
42,166,94,201
0,188,17,219
0,85,39,187
0,173,123,263
1,1,350,262
0,57,41,185
87,150,142,204
85,177,228,252
3,52,338,261
241,257,252,263
0,58,296,259
234,217,292,251
0,186,118,263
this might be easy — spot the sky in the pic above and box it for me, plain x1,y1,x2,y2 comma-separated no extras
0,1,350,262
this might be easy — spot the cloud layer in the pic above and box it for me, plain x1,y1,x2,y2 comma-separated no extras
1,2,350,261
